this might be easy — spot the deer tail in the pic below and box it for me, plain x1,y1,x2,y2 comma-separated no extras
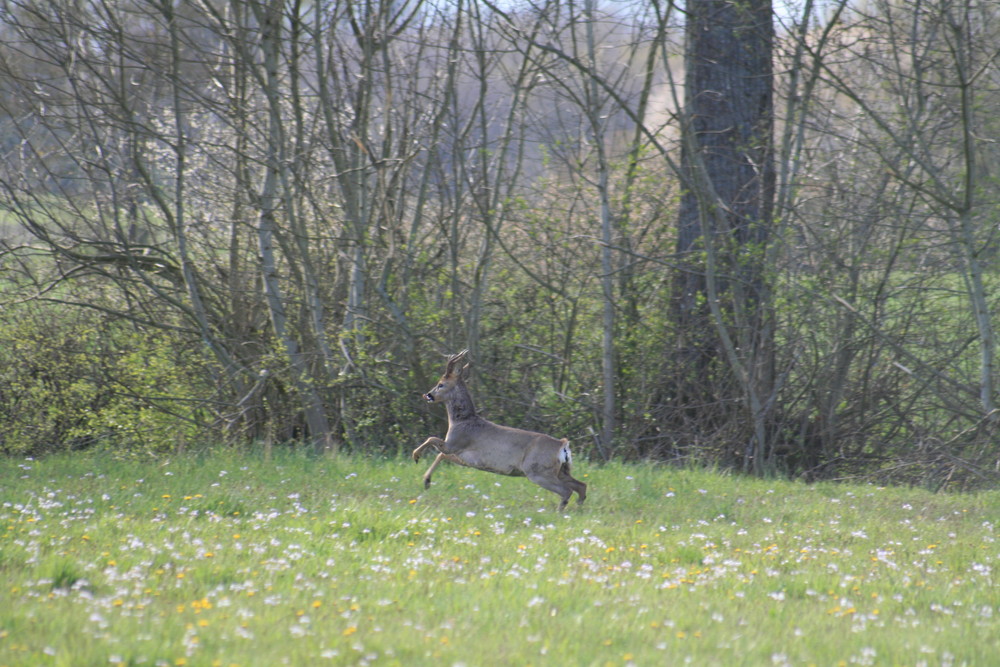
558,438,572,474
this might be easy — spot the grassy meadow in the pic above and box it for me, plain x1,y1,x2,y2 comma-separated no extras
1,451,998,666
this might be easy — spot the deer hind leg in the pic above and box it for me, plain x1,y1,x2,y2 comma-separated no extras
526,472,574,511
558,464,587,505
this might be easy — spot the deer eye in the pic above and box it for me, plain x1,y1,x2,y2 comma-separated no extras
437,383,444,389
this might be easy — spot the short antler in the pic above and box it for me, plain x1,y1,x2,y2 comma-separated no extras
445,349,469,376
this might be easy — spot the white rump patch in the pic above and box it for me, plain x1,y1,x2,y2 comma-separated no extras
559,441,572,464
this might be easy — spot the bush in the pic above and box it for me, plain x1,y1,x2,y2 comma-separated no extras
0,303,211,455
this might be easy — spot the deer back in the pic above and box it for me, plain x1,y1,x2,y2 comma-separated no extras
446,418,567,477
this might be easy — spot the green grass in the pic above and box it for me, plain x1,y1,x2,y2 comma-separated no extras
1,451,998,666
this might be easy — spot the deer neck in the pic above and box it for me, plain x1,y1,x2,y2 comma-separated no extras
445,382,478,423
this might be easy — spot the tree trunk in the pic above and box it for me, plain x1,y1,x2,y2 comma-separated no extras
254,0,331,453
674,0,776,470
583,0,618,455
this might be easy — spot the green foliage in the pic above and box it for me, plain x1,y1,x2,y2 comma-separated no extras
1,0,999,496
2,452,999,666
0,303,212,455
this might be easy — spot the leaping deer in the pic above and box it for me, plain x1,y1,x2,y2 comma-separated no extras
412,350,587,510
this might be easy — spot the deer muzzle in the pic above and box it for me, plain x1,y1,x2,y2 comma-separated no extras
423,392,435,402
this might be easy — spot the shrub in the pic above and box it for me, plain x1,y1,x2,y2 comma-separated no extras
0,302,211,455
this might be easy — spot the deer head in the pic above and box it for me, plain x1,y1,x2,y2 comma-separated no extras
423,350,470,403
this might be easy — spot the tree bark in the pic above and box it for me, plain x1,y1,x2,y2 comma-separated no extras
253,0,332,453
676,0,774,329
674,0,776,470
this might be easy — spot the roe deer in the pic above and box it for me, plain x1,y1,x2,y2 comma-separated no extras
412,350,587,510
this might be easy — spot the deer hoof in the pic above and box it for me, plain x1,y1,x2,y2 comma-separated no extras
423,477,432,490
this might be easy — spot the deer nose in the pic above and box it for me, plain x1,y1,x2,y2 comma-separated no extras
424,393,435,402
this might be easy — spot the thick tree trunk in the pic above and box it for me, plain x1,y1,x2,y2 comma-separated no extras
673,0,776,470
675,0,774,328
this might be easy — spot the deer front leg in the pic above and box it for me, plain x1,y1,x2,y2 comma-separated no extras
422,451,461,489
413,437,465,489
413,436,445,463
